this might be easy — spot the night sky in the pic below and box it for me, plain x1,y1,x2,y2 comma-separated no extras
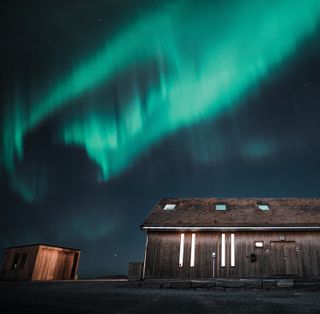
1,0,320,277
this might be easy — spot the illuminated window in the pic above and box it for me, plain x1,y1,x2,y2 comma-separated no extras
231,234,235,267
255,241,264,248
221,234,226,267
258,204,269,211
163,204,176,210
179,234,184,267
216,204,227,211
190,233,196,267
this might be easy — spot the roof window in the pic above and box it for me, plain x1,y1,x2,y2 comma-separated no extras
215,204,227,211
258,204,270,211
163,204,176,210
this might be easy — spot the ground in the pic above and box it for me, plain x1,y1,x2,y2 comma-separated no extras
1,280,320,314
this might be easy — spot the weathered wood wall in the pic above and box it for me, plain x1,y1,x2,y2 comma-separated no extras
144,231,320,279
0,245,80,281
128,262,143,280
32,246,80,280
0,246,39,280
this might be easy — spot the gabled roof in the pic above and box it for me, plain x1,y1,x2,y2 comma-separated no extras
141,198,320,231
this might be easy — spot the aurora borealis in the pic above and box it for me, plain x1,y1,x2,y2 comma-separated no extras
2,0,320,188
1,0,320,276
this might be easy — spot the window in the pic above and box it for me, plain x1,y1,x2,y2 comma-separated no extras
179,234,184,267
221,234,226,267
190,234,196,267
163,204,176,210
255,241,264,248
19,253,27,270
231,234,235,267
258,204,269,211
216,204,227,211
11,253,20,271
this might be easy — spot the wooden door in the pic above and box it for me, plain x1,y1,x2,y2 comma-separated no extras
270,242,298,276
284,243,299,275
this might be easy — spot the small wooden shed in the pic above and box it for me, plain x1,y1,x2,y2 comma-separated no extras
0,244,81,281
141,198,320,279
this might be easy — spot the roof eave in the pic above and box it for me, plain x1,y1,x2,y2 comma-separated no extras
142,226,320,231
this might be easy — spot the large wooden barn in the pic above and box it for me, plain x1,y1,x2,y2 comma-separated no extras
0,244,80,281
141,198,320,279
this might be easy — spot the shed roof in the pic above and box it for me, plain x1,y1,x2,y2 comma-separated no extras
5,243,81,251
141,198,320,230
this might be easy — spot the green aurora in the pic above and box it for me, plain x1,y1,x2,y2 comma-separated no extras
2,0,320,200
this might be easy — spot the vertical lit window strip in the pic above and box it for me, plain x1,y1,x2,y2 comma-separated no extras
231,233,235,267
221,233,226,267
179,234,185,267
190,233,196,267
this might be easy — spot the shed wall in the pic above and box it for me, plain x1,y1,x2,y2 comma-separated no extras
0,246,39,281
1,245,80,281
144,231,320,279
32,246,80,280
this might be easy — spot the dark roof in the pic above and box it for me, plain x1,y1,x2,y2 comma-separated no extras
141,198,320,229
5,243,81,251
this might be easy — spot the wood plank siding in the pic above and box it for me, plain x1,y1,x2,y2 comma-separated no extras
0,246,39,281
128,262,144,280
0,244,80,281
144,231,320,279
141,198,320,279
32,246,80,280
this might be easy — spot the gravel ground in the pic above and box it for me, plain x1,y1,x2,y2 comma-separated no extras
1,281,320,314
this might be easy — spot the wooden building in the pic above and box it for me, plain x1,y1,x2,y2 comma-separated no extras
0,244,80,281
141,198,320,279
128,262,144,280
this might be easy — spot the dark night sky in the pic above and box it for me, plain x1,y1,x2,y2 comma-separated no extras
1,0,320,277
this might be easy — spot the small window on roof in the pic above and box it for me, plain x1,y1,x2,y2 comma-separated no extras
216,204,227,211
258,204,270,211
163,204,176,210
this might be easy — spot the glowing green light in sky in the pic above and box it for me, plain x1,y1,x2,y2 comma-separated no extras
9,165,48,203
1,0,320,200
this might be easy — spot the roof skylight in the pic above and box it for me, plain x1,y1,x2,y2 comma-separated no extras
163,204,176,210
215,204,227,211
258,204,270,211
